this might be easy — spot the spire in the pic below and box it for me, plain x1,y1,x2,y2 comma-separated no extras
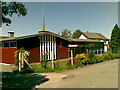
42,6,45,31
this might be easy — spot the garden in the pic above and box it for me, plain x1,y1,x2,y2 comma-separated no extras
12,48,120,73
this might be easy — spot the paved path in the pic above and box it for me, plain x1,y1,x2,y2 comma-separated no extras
37,59,118,88
0,63,15,72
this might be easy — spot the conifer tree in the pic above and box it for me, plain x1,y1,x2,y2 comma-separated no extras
109,24,120,53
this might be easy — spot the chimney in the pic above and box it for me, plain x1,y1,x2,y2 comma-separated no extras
8,31,14,38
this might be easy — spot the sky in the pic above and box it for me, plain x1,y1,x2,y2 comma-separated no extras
2,2,118,39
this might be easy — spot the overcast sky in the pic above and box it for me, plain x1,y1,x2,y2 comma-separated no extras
2,2,118,39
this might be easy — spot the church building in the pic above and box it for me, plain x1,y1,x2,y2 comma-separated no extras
0,8,107,64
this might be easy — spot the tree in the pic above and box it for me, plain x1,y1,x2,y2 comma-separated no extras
72,29,82,38
58,29,72,38
109,24,120,53
1,2,27,26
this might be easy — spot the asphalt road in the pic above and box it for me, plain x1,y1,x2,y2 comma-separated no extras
38,59,118,88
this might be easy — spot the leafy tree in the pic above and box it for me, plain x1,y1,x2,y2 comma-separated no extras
72,29,82,38
58,29,72,38
109,24,120,53
1,2,27,26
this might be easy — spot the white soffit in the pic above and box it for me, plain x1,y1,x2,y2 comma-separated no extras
68,45,78,47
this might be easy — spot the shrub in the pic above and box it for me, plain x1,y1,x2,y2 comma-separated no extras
87,52,94,60
103,52,112,60
75,53,87,60
14,48,31,73
41,51,49,69
111,53,119,59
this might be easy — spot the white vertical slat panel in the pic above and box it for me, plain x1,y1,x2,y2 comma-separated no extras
40,36,41,60
54,36,56,59
52,35,54,60
42,35,44,53
50,35,51,60
47,34,50,60
45,34,46,53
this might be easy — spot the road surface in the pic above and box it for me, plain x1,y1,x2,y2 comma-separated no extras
36,59,118,88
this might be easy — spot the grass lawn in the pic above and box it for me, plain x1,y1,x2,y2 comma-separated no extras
2,72,49,89
32,60,81,73
32,60,67,73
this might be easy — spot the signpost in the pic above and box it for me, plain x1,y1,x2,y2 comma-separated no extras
87,49,89,55
71,50,73,66
101,48,102,55
51,51,54,69
19,52,22,71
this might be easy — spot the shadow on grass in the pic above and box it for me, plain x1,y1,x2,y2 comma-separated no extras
2,72,49,89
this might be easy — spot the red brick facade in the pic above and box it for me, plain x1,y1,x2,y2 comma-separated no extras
28,47,40,63
56,38,69,60
0,48,18,64
1,36,69,64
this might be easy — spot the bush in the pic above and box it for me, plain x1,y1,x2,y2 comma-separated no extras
41,51,49,69
111,53,119,59
103,52,112,60
14,47,30,68
87,52,94,60
75,53,87,60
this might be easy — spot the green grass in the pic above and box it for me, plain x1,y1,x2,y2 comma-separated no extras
32,60,84,73
32,60,67,73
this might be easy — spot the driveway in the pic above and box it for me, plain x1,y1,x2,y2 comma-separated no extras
36,59,118,88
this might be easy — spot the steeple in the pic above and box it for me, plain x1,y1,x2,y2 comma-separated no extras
42,6,45,31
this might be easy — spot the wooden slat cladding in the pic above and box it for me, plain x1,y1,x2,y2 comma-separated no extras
56,37,69,60
0,48,18,64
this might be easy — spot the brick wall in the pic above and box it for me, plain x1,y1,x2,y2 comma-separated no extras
0,48,18,64
56,38,69,60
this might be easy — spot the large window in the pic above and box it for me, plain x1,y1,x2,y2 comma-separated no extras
10,42,17,47
4,42,9,47
0,41,17,48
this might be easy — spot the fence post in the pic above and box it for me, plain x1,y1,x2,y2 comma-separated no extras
51,51,54,69
71,50,73,66
97,50,99,55
19,52,22,71
22,53,24,68
101,48,102,55
87,49,89,55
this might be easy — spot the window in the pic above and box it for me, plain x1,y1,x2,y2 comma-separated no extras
0,42,3,48
10,42,17,47
4,42,9,47
1,41,17,48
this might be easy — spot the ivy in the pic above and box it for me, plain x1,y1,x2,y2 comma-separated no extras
14,47,30,69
